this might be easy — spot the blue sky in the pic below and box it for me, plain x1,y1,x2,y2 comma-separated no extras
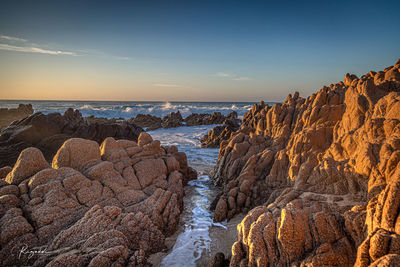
0,0,399,101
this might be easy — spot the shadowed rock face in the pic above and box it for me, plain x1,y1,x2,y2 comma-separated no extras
130,111,239,131
0,104,33,130
0,133,196,266
200,112,240,148
130,114,163,131
0,108,144,168
210,58,400,266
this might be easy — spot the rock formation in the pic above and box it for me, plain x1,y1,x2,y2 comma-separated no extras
130,111,239,131
185,111,237,126
162,111,184,128
0,108,144,168
210,58,400,266
0,132,196,266
0,104,33,130
130,114,162,131
200,112,240,148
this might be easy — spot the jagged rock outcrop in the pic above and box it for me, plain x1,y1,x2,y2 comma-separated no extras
200,112,240,148
85,115,125,124
130,114,162,131
130,111,240,131
0,108,144,168
185,111,239,127
162,111,184,128
210,58,400,266
0,104,33,129
0,132,196,266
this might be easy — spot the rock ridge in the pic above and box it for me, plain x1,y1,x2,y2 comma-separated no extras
210,58,400,266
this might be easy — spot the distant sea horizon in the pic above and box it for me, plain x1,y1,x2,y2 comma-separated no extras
0,100,277,120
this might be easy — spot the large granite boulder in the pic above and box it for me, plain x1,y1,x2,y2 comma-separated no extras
0,133,195,266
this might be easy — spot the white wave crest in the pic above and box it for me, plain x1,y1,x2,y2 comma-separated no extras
123,107,134,113
161,101,175,110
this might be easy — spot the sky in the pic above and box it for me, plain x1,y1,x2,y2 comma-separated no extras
0,0,399,102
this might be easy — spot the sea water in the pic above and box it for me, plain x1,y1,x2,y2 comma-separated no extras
149,125,222,266
0,100,255,119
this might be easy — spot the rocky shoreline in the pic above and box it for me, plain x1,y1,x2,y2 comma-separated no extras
0,107,239,168
0,104,239,266
131,110,239,132
209,58,400,266
1,58,399,267
0,108,144,168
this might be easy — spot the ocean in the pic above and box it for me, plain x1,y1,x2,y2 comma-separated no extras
0,100,256,120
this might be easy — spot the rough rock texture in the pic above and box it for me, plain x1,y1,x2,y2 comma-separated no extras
130,114,162,131
210,58,400,266
0,104,33,130
185,111,239,127
0,108,143,168
162,111,184,128
200,112,240,148
130,111,240,131
208,252,228,267
0,132,195,266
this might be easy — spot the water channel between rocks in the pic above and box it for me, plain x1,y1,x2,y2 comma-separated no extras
148,125,244,266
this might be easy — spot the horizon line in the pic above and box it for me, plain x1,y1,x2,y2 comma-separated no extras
0,98,280,103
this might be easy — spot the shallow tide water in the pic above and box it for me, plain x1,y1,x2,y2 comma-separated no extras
149,125,228,266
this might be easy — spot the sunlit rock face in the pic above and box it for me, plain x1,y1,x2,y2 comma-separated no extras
210,58,400,266
0,133,196,266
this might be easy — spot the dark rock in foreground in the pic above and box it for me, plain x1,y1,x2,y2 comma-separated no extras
0,108,144,168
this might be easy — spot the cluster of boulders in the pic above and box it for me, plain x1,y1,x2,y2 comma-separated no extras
210,58,400,266
200,112,240,148
0,132,196,266
130,111,239,131
0,104,33,130
0,108,144,168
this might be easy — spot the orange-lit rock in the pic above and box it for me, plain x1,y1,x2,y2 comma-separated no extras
0,133,196,266
210,58,400,266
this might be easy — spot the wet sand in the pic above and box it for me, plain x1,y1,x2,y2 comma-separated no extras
196,213,246,266
149,213,245,266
